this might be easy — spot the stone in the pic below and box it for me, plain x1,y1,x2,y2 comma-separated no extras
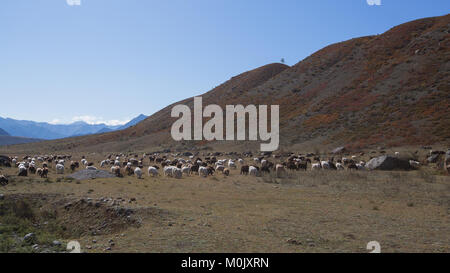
23,233,36,244
366,155,411,171
332,146,346,154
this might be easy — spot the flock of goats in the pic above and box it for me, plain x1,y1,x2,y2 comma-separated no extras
1,147,448,186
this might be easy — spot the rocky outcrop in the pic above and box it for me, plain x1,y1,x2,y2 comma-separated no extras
366,155,411,171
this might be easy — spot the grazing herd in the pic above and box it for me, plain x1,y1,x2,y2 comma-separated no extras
0,148,448,184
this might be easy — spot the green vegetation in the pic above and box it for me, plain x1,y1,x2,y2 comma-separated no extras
0,199,66,253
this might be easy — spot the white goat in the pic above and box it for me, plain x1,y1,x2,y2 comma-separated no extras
134,167,143,179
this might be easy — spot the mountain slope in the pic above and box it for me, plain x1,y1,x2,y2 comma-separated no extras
2,14,449,153
0,128,9,136
0,136,42,146
117,114,148,130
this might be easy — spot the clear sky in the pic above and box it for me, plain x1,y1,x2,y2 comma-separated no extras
1,0,448,125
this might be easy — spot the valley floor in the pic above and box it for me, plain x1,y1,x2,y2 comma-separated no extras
1,166,449,253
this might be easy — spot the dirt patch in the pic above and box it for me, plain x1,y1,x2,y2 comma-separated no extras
67,169,115,181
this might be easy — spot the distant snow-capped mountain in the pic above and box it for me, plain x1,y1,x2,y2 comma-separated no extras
0,114,147,140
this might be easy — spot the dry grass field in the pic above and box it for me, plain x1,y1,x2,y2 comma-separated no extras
1,150,449,253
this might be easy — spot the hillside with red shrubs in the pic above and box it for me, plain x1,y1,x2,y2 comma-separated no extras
4,14,449,153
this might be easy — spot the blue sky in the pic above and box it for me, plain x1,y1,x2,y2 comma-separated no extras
1,0,448,125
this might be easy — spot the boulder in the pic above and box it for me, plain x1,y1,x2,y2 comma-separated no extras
23,233,36,244
67,169,115,181
332,147,346,154
366,155,411,171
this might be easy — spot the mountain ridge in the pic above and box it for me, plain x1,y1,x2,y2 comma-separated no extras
0,114,147,140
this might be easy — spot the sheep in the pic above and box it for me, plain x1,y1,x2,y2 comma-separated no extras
100,160,107,168
223,168,230,176
164,166,175,177
276,164,286,178
261,159,268,166
134,167,143,179
216,165,225,173
81,159,88,166
311,163,321,170
215,161,224,168
129,158,139,167
409,160,420,169
0,175,8,186
199,166,209,177
238,159,244,165
125,166,134,176
356,163,366,171
207,166,215,176
182,166,191,176
70,161,78,172
28,165,37,174
320,161,331,169
249,166,260,176
56,164,65,174
148,166,159,177
253,158,261,164
240,165,249,175
336,163,345,170
172,168,183,179
260,166,271,174
297,160,310,171
228,161,237,169
217,159,227,166
40,168,49,178
111,166,122,177
18,166,28,176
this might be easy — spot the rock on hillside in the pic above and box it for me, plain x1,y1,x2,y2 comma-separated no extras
366,155,412,171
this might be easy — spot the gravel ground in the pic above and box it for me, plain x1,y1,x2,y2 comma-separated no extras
67,170,115,180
